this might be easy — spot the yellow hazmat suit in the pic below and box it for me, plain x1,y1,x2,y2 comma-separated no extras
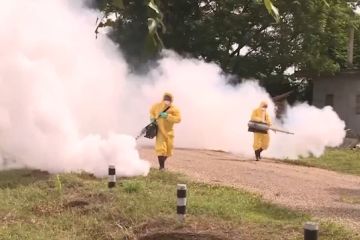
251,101,272,151
150,93,181,156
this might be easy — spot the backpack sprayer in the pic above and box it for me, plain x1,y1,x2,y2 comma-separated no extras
136,121,157,140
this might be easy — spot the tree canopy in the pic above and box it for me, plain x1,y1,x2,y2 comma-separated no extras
93,0,360,100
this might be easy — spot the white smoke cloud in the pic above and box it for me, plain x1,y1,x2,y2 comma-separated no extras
133,54,345,159
0,0,149,177
268,104,345,159
0,0,346,176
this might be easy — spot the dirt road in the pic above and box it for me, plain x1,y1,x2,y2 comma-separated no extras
139,148,360,231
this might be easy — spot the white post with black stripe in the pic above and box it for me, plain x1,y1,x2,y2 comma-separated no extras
108,165,116,189
177,184,187,222
304,222,318,240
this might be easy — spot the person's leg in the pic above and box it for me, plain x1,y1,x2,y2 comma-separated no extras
255,149,261,161
155,134,167,170
162,156,168,169
161,136,173,169
158,156,166,170
259,134,270,159
253,133,262,161
258,148,263,159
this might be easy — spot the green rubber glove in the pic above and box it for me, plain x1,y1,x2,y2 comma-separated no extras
160,112,168,118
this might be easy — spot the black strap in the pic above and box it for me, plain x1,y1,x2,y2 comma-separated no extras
155,106,171,120
162,106,171,114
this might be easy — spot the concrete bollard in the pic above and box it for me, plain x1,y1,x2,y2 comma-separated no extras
108,165,116,188
304,222,319,240
177,184,187,222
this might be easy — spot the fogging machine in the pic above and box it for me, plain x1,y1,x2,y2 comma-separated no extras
136,106,170,140
248,121,294,135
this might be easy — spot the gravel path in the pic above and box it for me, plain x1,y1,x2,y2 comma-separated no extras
139,147,360,231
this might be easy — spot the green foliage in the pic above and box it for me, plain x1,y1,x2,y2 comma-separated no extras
263,0,280,22
55,175,62,192
94,0,125,37
94,0,360,97
94,0,165,70
291,0,359,75
122,180,144,193
112,0,124,9
145,0,165,52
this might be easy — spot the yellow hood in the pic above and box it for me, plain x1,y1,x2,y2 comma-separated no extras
163,92,173,102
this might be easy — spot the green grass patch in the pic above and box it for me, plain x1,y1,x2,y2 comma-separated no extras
282,149,360,176
340,195,360,205
0,168,358,240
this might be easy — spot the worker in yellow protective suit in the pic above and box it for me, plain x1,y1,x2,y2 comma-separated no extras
150,93,181,170
251,101,272,161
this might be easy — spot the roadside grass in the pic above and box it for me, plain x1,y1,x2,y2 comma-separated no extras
0,168,358,240
281,148,360,176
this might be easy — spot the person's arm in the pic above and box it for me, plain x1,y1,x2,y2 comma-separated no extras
265,113,271,126
167,107,181,124
150,104,157,121
251,109,262,122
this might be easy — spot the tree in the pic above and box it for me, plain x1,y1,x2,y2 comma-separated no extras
93,0,165,71
94,0,279,70
94,0,360,99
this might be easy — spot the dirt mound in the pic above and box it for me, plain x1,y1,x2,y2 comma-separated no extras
139,232,227,240
64,200,89,208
